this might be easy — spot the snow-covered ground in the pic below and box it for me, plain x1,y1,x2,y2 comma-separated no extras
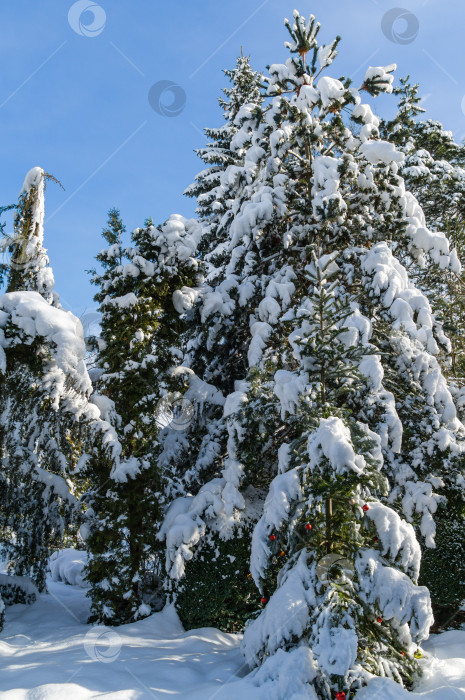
0,556,464,699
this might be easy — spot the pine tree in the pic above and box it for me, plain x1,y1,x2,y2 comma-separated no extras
382,81,465,625
84,210,200,625
182,53,264,401
0,168,96,603
242,254,432,697
381,79,465,378
1,167,61,305
184,54,263,262
163,9,465,691
382,78,465,234
158,55,265,631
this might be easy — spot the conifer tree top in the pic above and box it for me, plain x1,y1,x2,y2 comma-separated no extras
20,166,45,196
4,166,59,305
219,54,262,122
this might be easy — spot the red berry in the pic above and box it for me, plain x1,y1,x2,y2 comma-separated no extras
305,523,312,530
363,504,370,512
374,536,379,543
401,652,405,656
377,616,383,624
260,596,267,604
269,534,276,541
336,692,346,700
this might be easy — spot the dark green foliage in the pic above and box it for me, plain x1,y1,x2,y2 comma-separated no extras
0,578,37,606
84,453,164,625
420,494,465,628
85,210,199,625
176,528,258,632
237,368,283,491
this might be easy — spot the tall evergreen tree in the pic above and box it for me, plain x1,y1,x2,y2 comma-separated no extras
381,78,465,378
382,80,465,625
184,54,263,261
382,78,465,234
84,210,201,625
242,253,433,698
162,10,465,692
1,167,60,305
158,55,265,631
0,168,96,604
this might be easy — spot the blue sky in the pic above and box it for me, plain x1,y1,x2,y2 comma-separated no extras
0,0,464,318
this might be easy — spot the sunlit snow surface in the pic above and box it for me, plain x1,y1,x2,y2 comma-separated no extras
0,568,464,699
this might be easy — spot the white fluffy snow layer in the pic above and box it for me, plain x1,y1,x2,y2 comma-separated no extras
0,291,143,484
48,548,88,588
13,167,57,302
362,243,459,431
20,166,44,195
0,557,464,699
0,291,91,395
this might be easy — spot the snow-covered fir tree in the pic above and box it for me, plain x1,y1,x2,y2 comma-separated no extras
241,254,433,697
382,80,465,625
161,10,465,692
382,78,465,236
159,55,265,632
184,53,263,262
0,168,98,609
83,209,201,625
1,167,60,305
382,79,465,372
